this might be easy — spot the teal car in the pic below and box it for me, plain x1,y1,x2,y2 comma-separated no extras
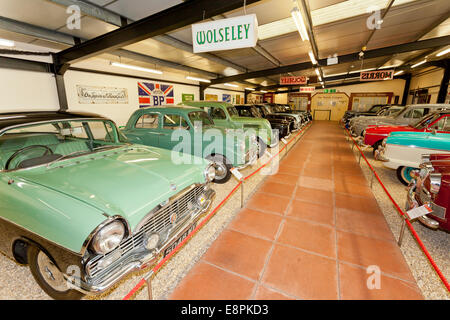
0,111,215,299
380,130,450,184
182,101,276,157
122,105,258,183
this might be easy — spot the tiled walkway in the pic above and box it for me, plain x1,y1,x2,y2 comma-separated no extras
170,122,423,300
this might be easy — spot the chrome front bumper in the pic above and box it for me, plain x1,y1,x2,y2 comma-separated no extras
406,184,440,229
72,187,216,294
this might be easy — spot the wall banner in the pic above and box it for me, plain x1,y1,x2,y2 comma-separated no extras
77,85,128,104
222,94,231,103
138,82,174,107
205,94,218,101
182,93,195,102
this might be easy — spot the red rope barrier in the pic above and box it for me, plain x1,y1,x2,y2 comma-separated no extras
122,123,311,300
345,129,450,292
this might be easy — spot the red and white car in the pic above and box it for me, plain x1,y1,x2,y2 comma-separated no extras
363,110,450,155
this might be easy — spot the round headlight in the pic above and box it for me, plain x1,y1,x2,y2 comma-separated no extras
204,164,216,182
90,221,125,255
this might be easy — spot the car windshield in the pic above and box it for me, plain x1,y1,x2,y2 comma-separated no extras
188,111,214,127
250,107,263,118
413,112,441,129
369,105,383,113
227,106,239,116
0,119,124,171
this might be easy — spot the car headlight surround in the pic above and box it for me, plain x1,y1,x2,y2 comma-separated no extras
90,220,126,255
204,163,216,182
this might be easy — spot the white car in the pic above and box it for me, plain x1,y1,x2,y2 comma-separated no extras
380,131,450,185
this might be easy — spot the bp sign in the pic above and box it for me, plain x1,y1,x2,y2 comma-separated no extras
192,14,258,53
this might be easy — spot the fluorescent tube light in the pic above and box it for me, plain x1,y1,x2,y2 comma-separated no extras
394,70,404,76
0,38,14,47
186,76,211,83
245,88,255,91
224,83,239,88
436,48,450,57
111,62,162,74
260,90,268,93
308,51,317,65
258,0,416,40
411,60,427,68
291,7,309,41
315,68,320,76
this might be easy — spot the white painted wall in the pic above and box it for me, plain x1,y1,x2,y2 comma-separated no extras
64,69,244,126
0,68,59,112
407,68,444,104
323,78,406,99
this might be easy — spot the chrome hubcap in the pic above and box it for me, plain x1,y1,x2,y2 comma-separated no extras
214,161,227,180
37,251,68,292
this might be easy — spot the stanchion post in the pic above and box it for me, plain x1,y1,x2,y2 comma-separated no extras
146,278,153,300
370,173,374,188
359,152,361,164
398,216,407,247
240,179,244,208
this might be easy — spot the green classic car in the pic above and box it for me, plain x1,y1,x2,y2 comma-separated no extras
0,111,215,299
122,105,258,183
181,101,276,157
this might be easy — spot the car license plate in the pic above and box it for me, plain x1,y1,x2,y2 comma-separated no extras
163,223,196,258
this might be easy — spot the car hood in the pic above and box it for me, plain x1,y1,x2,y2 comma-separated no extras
387,132,450,151
274,112,301,122
231,115,271,128
13,145,207,229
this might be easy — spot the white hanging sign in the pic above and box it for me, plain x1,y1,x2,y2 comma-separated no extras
192,14,258,53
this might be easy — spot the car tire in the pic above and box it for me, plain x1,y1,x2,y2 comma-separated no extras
28,245,84,300
396,166,416,186
256,138,267,158
372,141,382,157
207,154,232,184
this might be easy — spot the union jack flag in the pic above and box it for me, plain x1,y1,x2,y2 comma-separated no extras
138,82,174,107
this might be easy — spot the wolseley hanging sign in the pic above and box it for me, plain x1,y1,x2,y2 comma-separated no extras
360,70,394,81
280,76,307,85
192,14,258,53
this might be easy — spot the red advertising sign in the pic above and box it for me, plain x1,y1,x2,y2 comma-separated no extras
299,86,315,93
360,70,394,81
280,76,307,85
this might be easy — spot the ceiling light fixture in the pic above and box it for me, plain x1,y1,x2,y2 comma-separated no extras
186,76,211,83
411,60,427,68
260,90,268,93
0,38,14,47
111,62,162,74
245,87,255,91
224,83,239,88
315,68,320,76
394,70,404,76
308,51,317,65
436,48,450,57
291,7,309,41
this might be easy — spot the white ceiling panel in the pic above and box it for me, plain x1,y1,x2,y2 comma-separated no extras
104,0,183,21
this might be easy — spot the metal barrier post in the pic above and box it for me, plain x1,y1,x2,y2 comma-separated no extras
146,278,153,300
240,179,244,208
358,152,361,164
398,216,407,246
370,173,374,188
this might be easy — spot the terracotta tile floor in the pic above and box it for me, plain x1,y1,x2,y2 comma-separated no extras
170,122,423,300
